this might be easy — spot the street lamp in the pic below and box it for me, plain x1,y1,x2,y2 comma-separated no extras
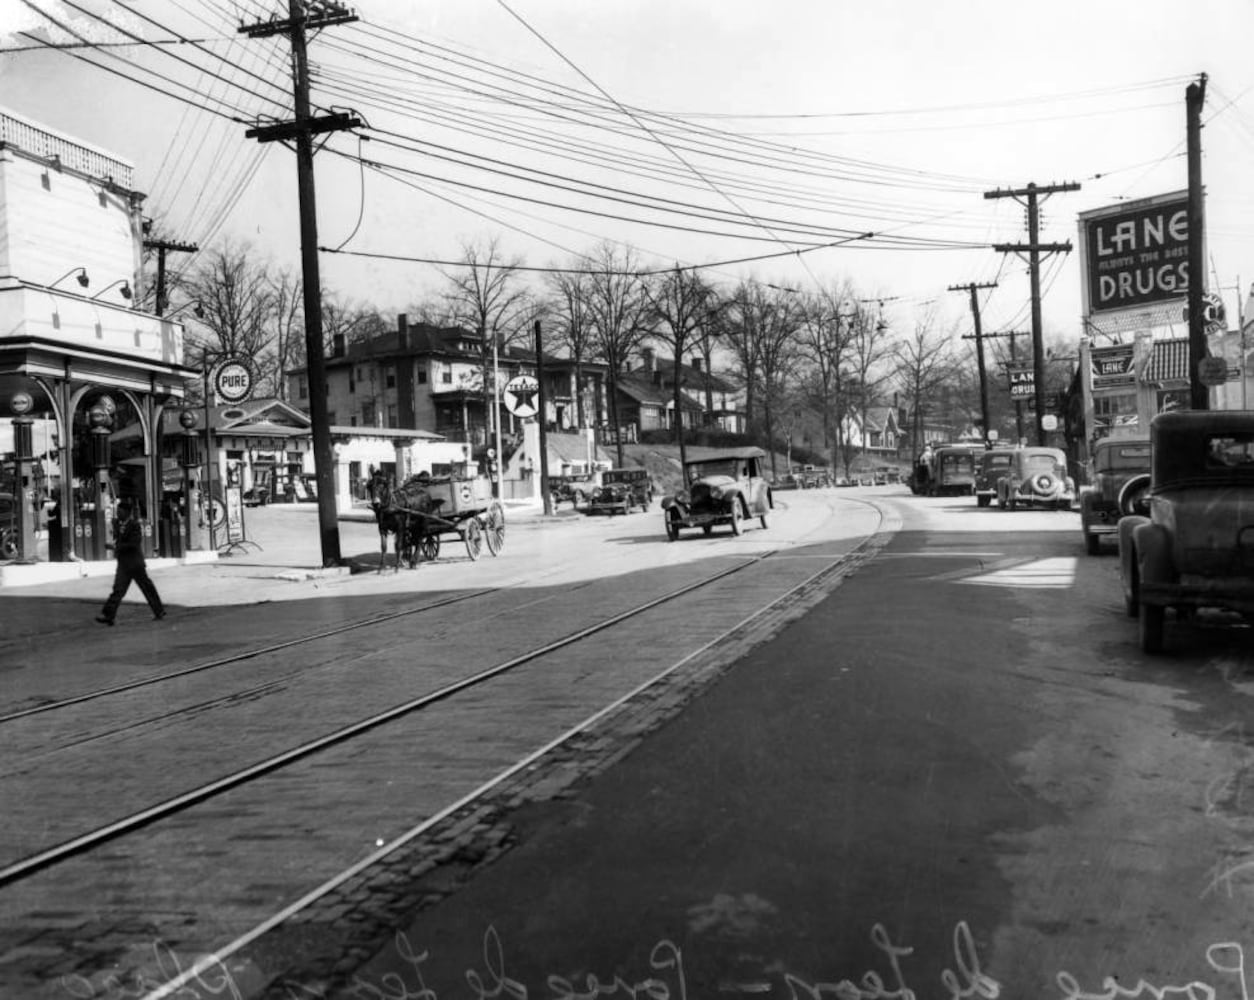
90,279,133,302
48,267,89,290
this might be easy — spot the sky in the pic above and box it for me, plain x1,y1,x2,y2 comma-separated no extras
1,0,1253,352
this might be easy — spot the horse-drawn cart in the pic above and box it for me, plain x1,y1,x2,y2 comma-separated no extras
416,474,505,561
368,471,505,569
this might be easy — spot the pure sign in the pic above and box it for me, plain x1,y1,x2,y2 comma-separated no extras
1085,196,1190,313
214,358,254,405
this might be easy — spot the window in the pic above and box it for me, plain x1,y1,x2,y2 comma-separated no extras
441,365,453,385
417,369,428,384
386,370,396,389
327,411,336,425
361,401,376,426
387,405,398,428
297,376,308,400
350,415,357,427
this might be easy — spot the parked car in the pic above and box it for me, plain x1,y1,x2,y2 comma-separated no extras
773,473,800,491
995,447,1076,510
661,447,772,540
1079,437,1151,554
585,468,653,515
974,448,1014,508
1119,411,1254,653
549,474,594,509
928,445,979,497
0,494,16,560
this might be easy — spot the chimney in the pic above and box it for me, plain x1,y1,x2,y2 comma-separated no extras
642,346,655,371
691,356,702,373
332,333,346,358
398,313,409,352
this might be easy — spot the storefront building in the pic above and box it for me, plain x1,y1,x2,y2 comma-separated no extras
0,107,194,561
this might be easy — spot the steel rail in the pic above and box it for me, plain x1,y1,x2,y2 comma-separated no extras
140,498,894,1000
0,550,779,887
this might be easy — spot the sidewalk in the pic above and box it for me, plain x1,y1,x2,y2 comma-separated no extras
0,497,557,591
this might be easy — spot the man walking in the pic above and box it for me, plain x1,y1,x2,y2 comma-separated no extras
96,499,165,625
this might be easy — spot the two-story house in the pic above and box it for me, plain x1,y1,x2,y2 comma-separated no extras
611,347,744,440
287,314,610,457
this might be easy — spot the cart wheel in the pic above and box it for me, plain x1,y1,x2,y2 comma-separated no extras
464,519,483,561
485,501,506,556
419,533,440,562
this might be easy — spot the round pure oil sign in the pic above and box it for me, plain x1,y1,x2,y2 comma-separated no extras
214,358,255,404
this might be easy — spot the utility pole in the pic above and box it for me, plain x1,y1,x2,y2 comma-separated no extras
143,237,198,315
1186,73,1209,409
987,181,1081,445
535,320,552,516
240,1,361,567
951,281,998,442
982,330,1030,443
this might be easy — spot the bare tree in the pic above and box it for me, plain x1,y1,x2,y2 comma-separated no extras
640,266,716,468
268,269,302,401
846,299,897,464
183,241,275,379
796,283,857,472
584,242,649,468
893,304,958,460
440,239,531,448
547,265,597,429
723,279,802,477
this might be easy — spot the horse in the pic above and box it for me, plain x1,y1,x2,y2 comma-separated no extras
366,470,414,572
366,470,443,572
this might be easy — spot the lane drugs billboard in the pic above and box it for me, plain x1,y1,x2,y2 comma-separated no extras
1080,192,1190,315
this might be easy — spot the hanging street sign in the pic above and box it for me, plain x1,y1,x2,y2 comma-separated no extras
1008,366,1035,399
1198,356,1228,387
213,356,255,405
503,374,540,417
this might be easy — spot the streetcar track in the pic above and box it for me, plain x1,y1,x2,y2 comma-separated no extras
0,550,778,887
138,499,895,1000
1,494,895,1000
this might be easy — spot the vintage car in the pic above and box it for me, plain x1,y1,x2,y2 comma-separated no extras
0,494,15,560
1119,411,1254,653
995,447,1076,510
585,468,653,515
927,445,979,497
549,474,594,509
1079,436,1151,554
773,473,800,491
974,448,1014,508
661,447,772,540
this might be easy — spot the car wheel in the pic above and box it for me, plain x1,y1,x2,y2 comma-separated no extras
666,516,679,542
1139,601,1165,653
730,502,743,536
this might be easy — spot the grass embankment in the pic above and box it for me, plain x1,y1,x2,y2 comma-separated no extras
611,443,908,496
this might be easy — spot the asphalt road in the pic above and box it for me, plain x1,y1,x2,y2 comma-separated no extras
341,491,1254,1000
7,489,1254,999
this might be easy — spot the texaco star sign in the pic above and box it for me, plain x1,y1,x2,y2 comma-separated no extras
503,375,540,418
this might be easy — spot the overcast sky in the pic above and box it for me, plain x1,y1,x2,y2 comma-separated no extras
1,0,1252,344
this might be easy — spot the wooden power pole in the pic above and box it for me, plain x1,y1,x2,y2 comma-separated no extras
987,181,1080,445
240,1,361,566
951,281,998,442
1186,73,1209,409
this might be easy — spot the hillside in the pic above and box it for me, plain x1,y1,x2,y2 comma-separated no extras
610,443,907,495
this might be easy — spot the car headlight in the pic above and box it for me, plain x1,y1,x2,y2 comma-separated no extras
708,486,724,500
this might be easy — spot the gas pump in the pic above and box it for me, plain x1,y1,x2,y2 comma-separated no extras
87,403,112,560
10,391,36,562
179,409,200,552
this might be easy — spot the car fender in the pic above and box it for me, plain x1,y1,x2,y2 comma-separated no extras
660,496,682,513
1132,520,1174,587
1117,515,1148,601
